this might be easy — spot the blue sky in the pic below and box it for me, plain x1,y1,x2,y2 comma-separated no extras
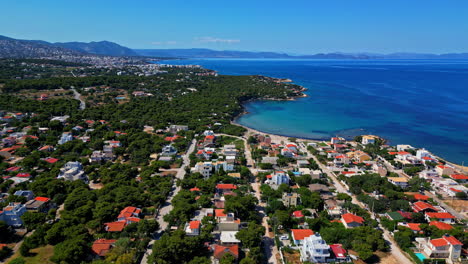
1,0,468,53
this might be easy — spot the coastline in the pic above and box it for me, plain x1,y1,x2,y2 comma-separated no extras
233,95,468,173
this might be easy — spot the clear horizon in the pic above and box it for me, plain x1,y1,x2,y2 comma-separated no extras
2,0,468,54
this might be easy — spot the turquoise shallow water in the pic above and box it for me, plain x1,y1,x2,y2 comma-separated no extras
157,59,468,164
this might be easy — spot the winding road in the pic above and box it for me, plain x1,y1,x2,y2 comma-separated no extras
139,139,197,264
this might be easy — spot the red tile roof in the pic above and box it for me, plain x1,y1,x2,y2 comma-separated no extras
92,239,116,256
430,238,448,247
342,213,364,224
34,197,50,202
449,188,462,193
430,221,453,230
444,235,463,246
291,229,314,241
330,244,347,258
16,173,31,178
189,220,201,229
213,244,239,259
451,174,468,180
215,209,227,217
413,201,438,213
5,166,21,172
44,157,59,164
292,210,304,218
216,184,237,190
406,223,421,231
105,221,126,232
425,212,455,219
190,187,200,192
397,151,411,155
413,194,429,201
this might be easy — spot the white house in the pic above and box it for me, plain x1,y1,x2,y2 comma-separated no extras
58,132,73,145
387,177,409,188
58,161,87,182
161,145,177,156
267,171,290,185
300,233,331,263
185,220,201,236
0,202,26,227
420,235,462,262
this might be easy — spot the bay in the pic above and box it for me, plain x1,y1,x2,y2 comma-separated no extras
157,59,468,164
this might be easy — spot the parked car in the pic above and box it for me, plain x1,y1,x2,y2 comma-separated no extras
280,235,289,240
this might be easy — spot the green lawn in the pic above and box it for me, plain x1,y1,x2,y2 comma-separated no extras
7,245,55,264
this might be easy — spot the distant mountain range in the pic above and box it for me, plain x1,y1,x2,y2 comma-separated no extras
1,34,468,59
136,49,468,59
0,35,136,58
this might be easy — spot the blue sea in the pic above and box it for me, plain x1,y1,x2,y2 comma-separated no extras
157,59,468,164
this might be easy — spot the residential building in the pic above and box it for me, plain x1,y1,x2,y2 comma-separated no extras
450,174,468,183
282,193,299,207
261,156,278,165
429,221,453,231
291,229,314,245
92,239,117,257
329,244,350,262
168,125,188,133
58,132,73,145
300,233,331,263
220,231,240,245
58,161,87,182
267,171,290,185
420,235,462,262
13,190,34,201
185,220,201,236
412,201,439,213
362,135,378,145
436,165,455,176
387,177,409,188
212,244,239,263
216,184,237,195
223,145,238,156
90,150,115,163
331,137,345,144
425,212,456,224
161,145,177,156
333,155,349,167
0,202,26,227
25,197,51,212
341,213,364,228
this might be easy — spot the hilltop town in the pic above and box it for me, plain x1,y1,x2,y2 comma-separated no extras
0,59,466,264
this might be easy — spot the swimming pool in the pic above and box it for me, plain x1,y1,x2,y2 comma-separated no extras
115,96,126,100
415,253,426,261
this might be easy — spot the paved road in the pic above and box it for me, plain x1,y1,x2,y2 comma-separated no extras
140,139,197,264
425,191,466,220
216,133,278,263
298,143,413,264
71,88,86,110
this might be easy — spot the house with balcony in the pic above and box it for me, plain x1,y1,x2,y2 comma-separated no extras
282,193,299,207
58,161,87,182
419,235,462,262
58,132,73,145
300,233,331,263
266,171,290,186
185,220,201,236
0,202,26,227
341,213,364,228
291,229,314,246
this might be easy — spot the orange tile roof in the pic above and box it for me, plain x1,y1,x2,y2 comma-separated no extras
216,184,237,190
189,220,201,229
451,174,468,180
34,197,50,202
213,244,239,259
444,235,463,246
105,221,126,232
215,209,227,217
413,201,438,212
406,223,421,231
425,212,455,219
430,238,448,247
430,221,453,230
342,213,364,224
92,239,116,256
413,194,429,200
291,229,314,241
